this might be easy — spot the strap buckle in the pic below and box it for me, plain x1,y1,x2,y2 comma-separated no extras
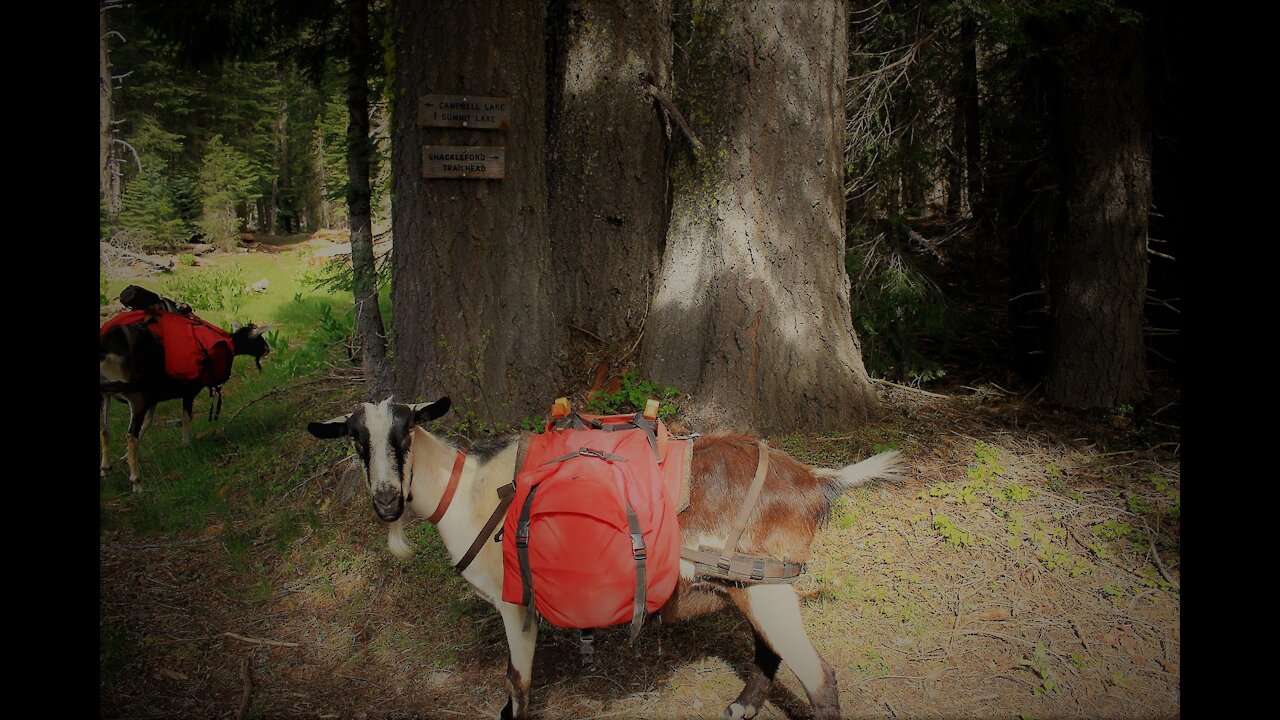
515,521,530,549
631,531,647,560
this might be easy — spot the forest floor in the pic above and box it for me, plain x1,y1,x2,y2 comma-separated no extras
100,378,1179,719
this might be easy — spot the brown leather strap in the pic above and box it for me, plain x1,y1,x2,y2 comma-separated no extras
427,450,467,524
625,501,647,643
717,441,770,571
454,482,516,573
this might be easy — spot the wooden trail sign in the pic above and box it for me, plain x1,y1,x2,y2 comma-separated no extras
418,95,510,130
422,146,505,180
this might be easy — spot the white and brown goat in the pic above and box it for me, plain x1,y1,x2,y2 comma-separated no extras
308,397,903,720
100,320,273,491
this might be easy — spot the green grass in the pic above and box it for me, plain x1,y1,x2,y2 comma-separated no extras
101,243,378,540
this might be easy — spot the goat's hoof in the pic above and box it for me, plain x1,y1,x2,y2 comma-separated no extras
131,480,142,493
100,466,108,478
722,702,757,720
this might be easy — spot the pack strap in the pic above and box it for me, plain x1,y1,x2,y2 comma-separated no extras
679,546,805,584
624,501,647,643
207,386,224,422
454,482,516,573
517,485,539,631
717,441,770,572
551,412,601,431
599,412,661,462
541,447,628,464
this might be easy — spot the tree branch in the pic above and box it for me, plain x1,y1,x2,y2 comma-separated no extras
646,84,704,154
113,138,143,173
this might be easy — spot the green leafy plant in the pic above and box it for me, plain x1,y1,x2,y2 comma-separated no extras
1094,519,1131,541
586,370,681,420
1003,482,1032,502
1016,642,1058,696
178,253,197,266
162,265,247,315
933,514,971,547
967,441,1005,482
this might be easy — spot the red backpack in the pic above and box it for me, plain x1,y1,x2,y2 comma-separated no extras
101,310,236,387
501,402,688,638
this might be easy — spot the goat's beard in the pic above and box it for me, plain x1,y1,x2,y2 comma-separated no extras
387,516,414,560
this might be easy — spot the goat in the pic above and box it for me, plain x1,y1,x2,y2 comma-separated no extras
100,318,273,491
308,397,904,719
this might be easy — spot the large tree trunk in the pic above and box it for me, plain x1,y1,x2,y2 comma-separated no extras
348,0,391,399
960,15,982,221
547,0,672,379
100,3,121,227
391,0,559,420
1044,15,1150,407
641,0,877,432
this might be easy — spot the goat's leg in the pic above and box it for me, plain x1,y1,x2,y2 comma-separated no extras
719,627,782,720
125,399,153,492
732,584,840,720
496,602,538,720
181,394,195,447
100,393,111,477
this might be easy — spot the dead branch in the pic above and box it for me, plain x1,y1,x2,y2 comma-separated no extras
100,241,174,272
114,138,143,173
646,84,704,153
234,656,253,720
873,377,949,399
1147,520,1180,591
223,632,299,648
226,376,359,423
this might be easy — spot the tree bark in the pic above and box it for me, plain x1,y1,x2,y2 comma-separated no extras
547,0,672,377
1044,15,1150,407
391,0,560,420
960,15,982,220
100,3,121,227
348,0,392,399
641,0,878,432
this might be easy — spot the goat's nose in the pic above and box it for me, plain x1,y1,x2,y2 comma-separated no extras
372,487,403,521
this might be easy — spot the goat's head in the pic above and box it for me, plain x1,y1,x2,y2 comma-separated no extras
230,322,276,370
307,397,452,523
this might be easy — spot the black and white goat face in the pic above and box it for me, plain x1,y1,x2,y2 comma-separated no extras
307,397,451,522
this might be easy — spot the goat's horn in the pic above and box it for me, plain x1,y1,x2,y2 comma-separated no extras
248,322,278,338
231,321,241,332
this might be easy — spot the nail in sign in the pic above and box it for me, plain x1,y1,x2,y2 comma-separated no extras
422,146,505,180
418,95,510,130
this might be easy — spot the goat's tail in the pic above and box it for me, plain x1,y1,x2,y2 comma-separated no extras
816,450,907,493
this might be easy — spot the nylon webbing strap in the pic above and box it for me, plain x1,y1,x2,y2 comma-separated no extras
517,486,538,631
718,441,770,571
454,483,516,574
208,386,223,422
541,447,628,465
679,546,805,583
625,501,647,643
551,413,600,430
600,413,661,461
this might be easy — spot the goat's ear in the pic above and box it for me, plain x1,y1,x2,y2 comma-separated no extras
307,414,351,440
410,397,451,425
